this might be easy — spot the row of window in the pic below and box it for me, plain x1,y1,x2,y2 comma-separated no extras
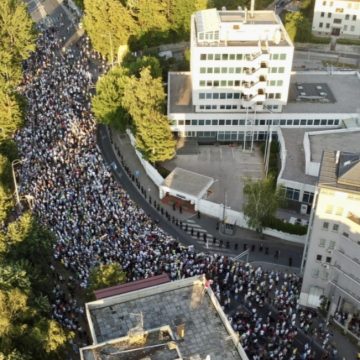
199,53,287,61
184,131,272,141
174,119,340,126
198,79,284,88
318,23,357,31
322,1,360,9
324,204,344,216
285,187,315,203
320,11,357,20
199,66,285,74
318,238,336,250
198,92,281,100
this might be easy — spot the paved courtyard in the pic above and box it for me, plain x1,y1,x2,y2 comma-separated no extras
163,144,264,212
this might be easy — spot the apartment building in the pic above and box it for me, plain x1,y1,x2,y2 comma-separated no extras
300,151,360,327
312,0,360,38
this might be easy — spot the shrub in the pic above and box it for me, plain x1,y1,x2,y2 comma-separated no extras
263,216,308,235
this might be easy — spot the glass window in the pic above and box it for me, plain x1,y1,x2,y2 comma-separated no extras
219,119,225,125
212,105,217,109
277,80,283,86
234,93,240,99
328,12,331,18
314,119,320,125
227,93,233,99
321,119,327,125
206,80,212,87
319,239,326,247
302,191,314,204
328,119,334,125
221,67,227,73
200,67,206,74
206,93,212,99
345,14,350,20
226,119,232,125
178,120,184,125
278,67,285,73
270,80,276,86
220,105,225,109
198,120,204,125
229,68,234,74
272,54,279,60
199,93,205,99
326,256,331,263
222,54,228,60
236,54,242,60
353,15,357,21
335,207,343,216
239,120,245,125
316,254,322,261
226,105,231,110
220,93,226,99
191,119,197,125
323,222,329,230
232,119,238,125
214,67,220,73
199,105,204,110
232,105,237,109
285,187,300,201
213,80,219,87
212,119,218,125
185,120,191,125
321,12,325,17
275,93,281,99
286,119,292,125
328,241,336,250
280,119,286,125
325,204,333,214
200,80,205,87
332,224,339,232
228,80,234,86
208,54,213,60
213,93,219,99
273,119,279,125
319,22,323,28
221,80,227,86
307,119,313,126
280,54,286,60
207,68,213,73
301,119,307,125
235,80,240,87
271,67,277,73
215,54,221,61
293,119,299,125
235,68,241,73
229,54,235,60
334,119,339,125
200,54,207,60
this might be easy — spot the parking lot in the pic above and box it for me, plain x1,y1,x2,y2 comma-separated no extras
162,144,264,212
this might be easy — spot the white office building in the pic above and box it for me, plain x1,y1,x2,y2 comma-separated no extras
312,0,360,38
168,8,360,143
300,151,360,332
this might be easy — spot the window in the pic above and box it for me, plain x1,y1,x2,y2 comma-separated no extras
275,93,281,99
302,191,314,204
234,93,240,99
335,7,343,12
269,80,276,86
316,254,323,261
226,119,232,125
328,12,332,18
213,80,219,87
207,68,213,73
277,80,283,86
350,25,355,31
278,67,285,73
344,25,348,31
333,18,342,24
328,241,336,250
271,67,277,73
319,22,323,28
212,119,218,125
293,119,299,126
199,93,205,99
199,80,205,87
312,268,319,278
235,80,240,87
229,67,234,74
208,54,213,60
332,224,339,232
185,120,191,125
323,222,329,230
228,80,234,86
200,54,207,60
221,80,227,86
307,119,313,126
206,93,212,99
326,256,332,263
200,67,206,74
322,0,326,5
220,93,226,99
226,93,233,99
280,54,286,60
314,119,320,125
236,54,242,60
198,120,204,125
229,54,235,60
353,15,357,21
232,119,239,125
222,54,228,60
178,120,184,125
326,23,330,28
319,238,326,247
191,119,197,125
321,119,327,125
235,68,241,73
219,119,225,125
214,67,220,74
221,67,227,73
285,187,300,201
343,231,349,238
301,119,307,125
321,11,325,17
325,204,333,214
215,54,221,61
345,14,350,20
272,54,279,60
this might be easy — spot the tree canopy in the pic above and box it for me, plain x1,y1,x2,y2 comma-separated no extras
243,176,285,234
89,263,127,293
83,0,138,62
284,11,312,43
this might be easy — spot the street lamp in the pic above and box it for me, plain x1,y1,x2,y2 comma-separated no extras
12,159,24,207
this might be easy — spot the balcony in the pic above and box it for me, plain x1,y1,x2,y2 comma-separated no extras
332,263,360,286
330,278,360,306
335,248,360,268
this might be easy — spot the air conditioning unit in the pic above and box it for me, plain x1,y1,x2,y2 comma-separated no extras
300,204,308,215
323,264,330,269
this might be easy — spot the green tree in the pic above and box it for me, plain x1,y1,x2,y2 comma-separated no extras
284,11,312,42
91,66,129,130
126,56,162,78
83,0,138,62
89,263,127,292
122,67,165,123
135,110,176,163
0,0,36,88
127,0,170,34
243,176,285,234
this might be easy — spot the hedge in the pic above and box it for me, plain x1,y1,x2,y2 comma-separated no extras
263,216,308,235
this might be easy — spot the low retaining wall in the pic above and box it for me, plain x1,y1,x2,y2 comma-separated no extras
125,131,306,245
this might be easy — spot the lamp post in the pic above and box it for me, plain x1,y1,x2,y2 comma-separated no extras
11,159,24,208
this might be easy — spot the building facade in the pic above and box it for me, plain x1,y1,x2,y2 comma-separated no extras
312,0,360,38
300,151,360,326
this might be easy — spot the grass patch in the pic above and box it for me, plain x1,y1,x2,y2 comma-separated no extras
337,38,360,46
322,60,359,69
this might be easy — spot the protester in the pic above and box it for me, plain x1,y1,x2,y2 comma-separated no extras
15,25,336,359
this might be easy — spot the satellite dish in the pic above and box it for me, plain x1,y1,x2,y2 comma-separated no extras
274,29,281,44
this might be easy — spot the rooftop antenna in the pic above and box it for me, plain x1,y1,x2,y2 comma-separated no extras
250,0,255,18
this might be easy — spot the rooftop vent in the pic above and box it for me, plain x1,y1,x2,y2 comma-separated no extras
297,85,303,90
316,85,323,89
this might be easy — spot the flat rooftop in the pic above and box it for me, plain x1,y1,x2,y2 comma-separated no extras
285,73,360,114
280,128,319,185
168,72,360,115
168,72,194,114
86,277,245,360
161,167,214,198
218,10,278,24
309,130,360,163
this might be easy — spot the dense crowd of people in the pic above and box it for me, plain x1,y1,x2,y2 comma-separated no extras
15,24,338,359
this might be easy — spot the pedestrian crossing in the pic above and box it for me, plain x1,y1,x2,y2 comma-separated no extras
181,219,236,256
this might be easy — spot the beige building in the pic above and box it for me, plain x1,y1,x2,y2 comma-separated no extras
300,151,360,325
312,0,360,38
